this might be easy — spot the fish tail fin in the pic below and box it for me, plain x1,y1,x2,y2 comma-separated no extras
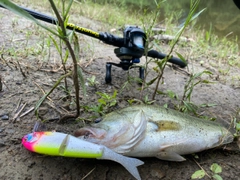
99,146,143,180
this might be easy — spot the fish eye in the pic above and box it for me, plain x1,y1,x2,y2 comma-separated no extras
94,118,102,123
84,131,91,139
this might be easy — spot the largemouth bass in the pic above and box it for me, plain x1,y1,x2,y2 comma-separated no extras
75,105,233,161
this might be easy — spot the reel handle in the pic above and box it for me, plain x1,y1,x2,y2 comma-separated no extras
147,50,187,68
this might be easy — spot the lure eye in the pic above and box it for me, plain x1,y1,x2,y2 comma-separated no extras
26,133,39,143
94,118,102,123
26,134,34,141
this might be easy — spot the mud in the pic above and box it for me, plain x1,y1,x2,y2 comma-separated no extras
0,3,240,180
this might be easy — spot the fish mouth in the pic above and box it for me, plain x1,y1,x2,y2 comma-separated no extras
220,131,234,145
74,127,106,140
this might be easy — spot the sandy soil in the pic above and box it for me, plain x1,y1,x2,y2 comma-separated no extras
0,3,240,180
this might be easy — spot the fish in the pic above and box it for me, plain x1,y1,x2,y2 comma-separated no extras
22,131,144,180
74,105,234,162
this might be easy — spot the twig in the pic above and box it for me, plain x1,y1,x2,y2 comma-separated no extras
171,64,191,76
0,54,13,70
78,63,100,75
192,158,211,179
58,113,78,123
14,98,22,113
73,0,81,5
0,76,10,91
59,106,70,114
81,167,96,180
42,83,54,87
33,81,46,93
46,117,60,122
46,101,64,115
81,68,100,75
40,65,63,73
0,75,2,92
83,58,94,68
13,38,26,42
20,107,34,118
12,103,27,122
17,60,27,78
154,34,194,42
34,81,54,102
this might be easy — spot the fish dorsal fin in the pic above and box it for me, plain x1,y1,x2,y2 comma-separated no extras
113,110,147,154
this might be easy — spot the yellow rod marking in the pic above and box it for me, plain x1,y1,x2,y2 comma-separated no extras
67,23,99,37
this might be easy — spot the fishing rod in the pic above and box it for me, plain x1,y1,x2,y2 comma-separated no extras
0,4,187,83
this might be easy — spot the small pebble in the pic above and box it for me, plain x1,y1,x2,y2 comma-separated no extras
5,128,15,134
0,140,5,147
1,114,9,120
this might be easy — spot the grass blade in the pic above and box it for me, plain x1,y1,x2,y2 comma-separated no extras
0,0,61,37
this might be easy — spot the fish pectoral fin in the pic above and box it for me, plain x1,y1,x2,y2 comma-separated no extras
156,143,186,161
156,151,186,162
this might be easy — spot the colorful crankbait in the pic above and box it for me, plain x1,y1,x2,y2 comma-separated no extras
22,131,143,180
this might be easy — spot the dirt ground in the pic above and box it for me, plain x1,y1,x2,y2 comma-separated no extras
0,3,240,180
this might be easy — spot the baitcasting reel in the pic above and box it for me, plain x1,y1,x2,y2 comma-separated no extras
105,26,146,84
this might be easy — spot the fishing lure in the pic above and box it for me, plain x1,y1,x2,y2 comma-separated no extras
22,131,143,180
